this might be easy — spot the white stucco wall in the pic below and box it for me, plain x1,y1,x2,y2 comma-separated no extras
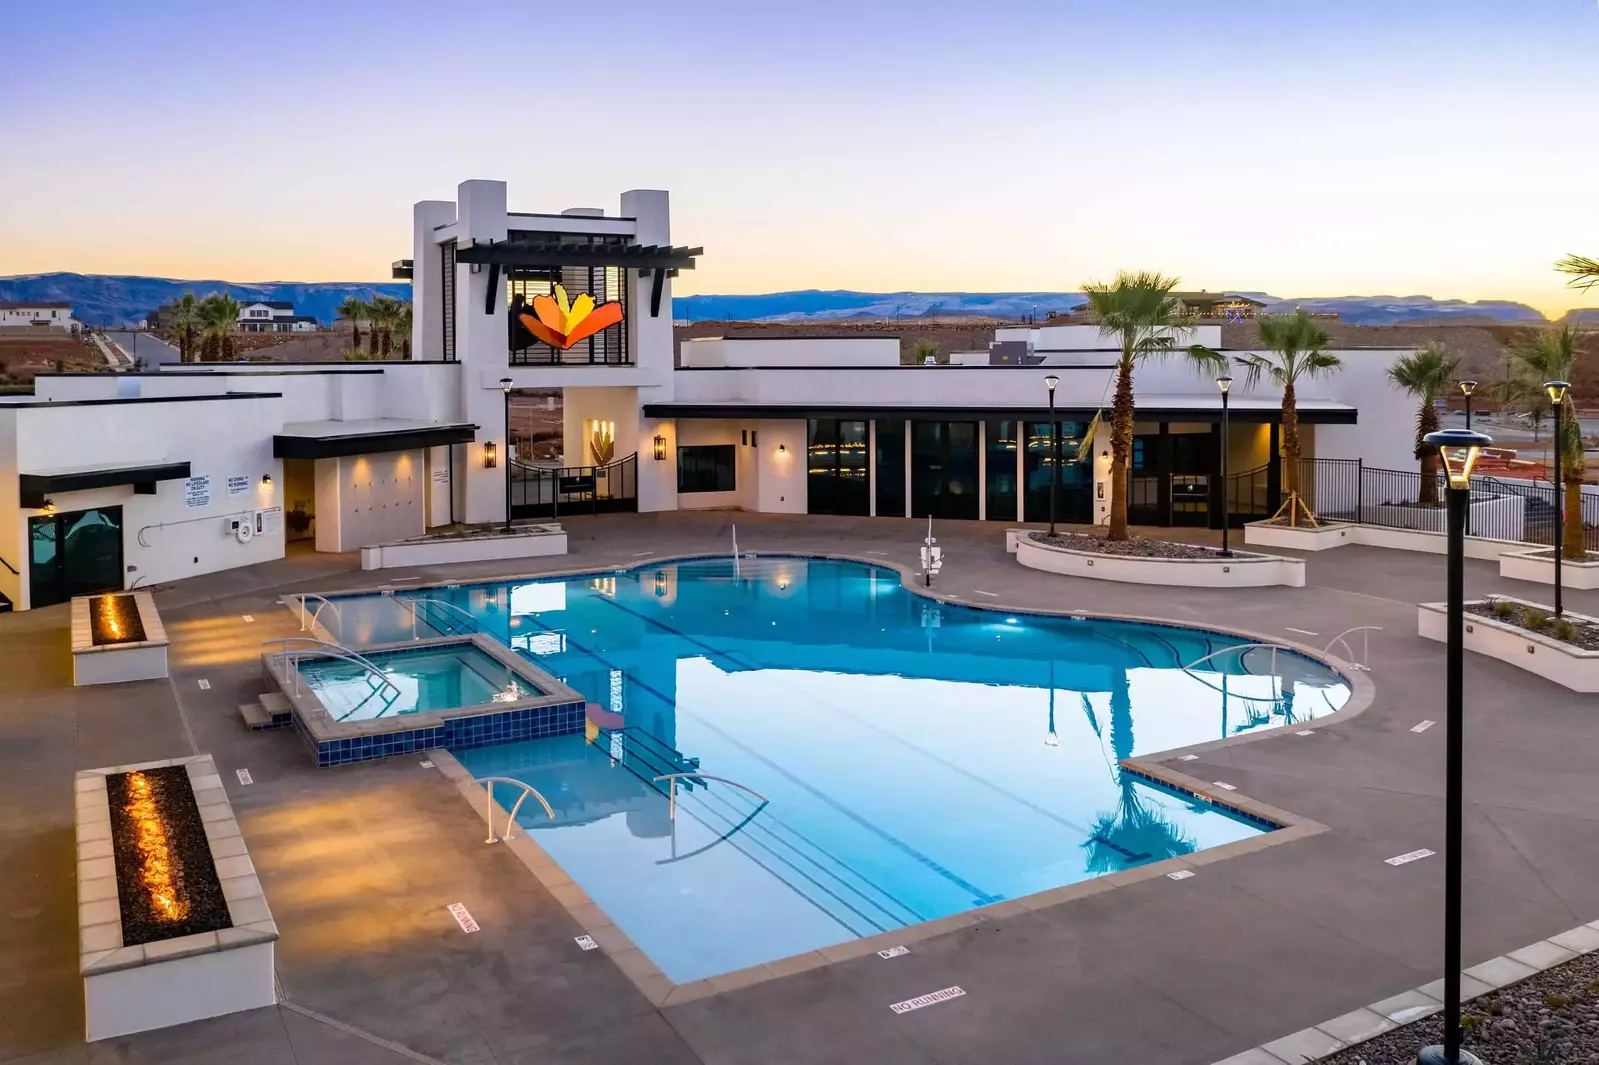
679,337,900,368
312,450,426,553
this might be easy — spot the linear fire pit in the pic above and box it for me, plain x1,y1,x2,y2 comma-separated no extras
76,754,277,1041
71,592,169,686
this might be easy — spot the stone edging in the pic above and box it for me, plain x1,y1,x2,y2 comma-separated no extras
76,754,277,977
1209,920,1599,1065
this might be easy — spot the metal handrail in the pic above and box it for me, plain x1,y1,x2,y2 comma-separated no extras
652,772,770,822
1323,626,1382,671
384,592,478,633
262,637,401,700
1181,642,1293,675
474,776,555,842
0,553,17,576
295,593,343,638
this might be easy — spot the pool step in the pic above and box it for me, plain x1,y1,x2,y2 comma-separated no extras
240,693,293,732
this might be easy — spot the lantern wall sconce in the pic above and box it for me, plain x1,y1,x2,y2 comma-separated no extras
653,435,667,461
483,441,498,469
261,474,272,486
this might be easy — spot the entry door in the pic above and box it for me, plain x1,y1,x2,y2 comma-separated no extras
911,421,979,520
28,506,124,608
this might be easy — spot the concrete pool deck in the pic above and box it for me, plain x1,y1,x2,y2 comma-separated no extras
3,511,1599,1064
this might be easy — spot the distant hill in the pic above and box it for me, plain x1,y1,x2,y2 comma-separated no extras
0,273,1559,329
678,289,1550,326
0,273,410,327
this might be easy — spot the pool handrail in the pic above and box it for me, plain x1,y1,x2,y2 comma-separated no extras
652,772,770,822
1323,626,1382,671
383,591,479,634
473,776,556,843
295,593,344,641
262,636,402,701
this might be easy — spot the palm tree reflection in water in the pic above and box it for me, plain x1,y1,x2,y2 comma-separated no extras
1083,667,1198,874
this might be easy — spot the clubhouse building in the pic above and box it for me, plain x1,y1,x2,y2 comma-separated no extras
0,179,1415,611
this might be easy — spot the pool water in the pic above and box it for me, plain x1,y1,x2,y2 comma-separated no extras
297,645,527,720
331,557,1350,982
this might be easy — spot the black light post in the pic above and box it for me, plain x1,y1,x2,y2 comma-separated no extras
1217,374,1233,557
1546,380,1569,618
1045,374,1060,536
1459,380,1476,430
500,377,513,534
1418,428,1491,1065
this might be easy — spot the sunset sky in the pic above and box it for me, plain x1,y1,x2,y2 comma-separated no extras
2,0,1597,314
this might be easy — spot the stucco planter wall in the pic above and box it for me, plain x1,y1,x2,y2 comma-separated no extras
71,592,169,686
1242,521,1356,553
1499,548,1599,590
1244,520,1524,561
1417,598,1599,693
361,525,567,570
76,754,277,1041
1360,494,1524,540
1015,535,1305,588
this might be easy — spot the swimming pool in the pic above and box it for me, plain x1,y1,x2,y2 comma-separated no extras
330,557,1350,982
297,644,527,720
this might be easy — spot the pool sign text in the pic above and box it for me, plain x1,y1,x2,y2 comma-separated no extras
447,902,480,933
226,474,251,498
890,986,965,1014
235,768,253,785
877,945,910,959
183,475,212,509
1385,848,1435,867
574,935,599,951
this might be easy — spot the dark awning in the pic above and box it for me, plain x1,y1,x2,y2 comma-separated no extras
642,403,1358,425
273,423,477,460
454,240,701,271
21,461,191,508
392,259,414,279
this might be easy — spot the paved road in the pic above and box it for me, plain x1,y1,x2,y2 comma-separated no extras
3,513,1598,1063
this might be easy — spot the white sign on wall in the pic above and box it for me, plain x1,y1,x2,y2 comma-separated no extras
259,507,283,535
183,475,212,509
431,468,449,485
226,475,251,498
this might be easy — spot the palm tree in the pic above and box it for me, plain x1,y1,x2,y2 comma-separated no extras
196,293,241,361
168,293,198,363
1386,342,1459,506
1235,310,1342,526
1514,325,1588,559
336,296,368,350
1555,254,1599,292
1082,271,1225,540
370,295,403,358
910,339,941,365
394,302,413,359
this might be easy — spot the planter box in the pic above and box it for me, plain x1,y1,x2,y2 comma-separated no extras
1015,535,1304,588
71,592,169,686
76,754,277,1042
1360,493,1524,540
1244,520,1523,561
1499,548,1599,591
1242,521,1356,552
1417,598,1599,693
361,524,567,570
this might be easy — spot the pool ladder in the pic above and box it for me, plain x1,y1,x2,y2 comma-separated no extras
474,776,556,843
262,636,404,711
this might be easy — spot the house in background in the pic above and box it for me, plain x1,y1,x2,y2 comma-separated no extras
237,301,319,332
0,302,80,332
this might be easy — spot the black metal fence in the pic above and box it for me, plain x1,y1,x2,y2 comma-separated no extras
510,452,638,519
1284,457,1599,552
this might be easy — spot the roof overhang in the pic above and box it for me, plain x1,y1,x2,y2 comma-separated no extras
454,240,700,271
273,420,478,460
392,259,413,279
20,461,191,508
643,403,1358,425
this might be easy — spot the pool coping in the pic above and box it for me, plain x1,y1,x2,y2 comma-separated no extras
297,549,1375,1005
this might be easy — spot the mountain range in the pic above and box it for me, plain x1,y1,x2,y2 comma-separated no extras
0,272,1585,328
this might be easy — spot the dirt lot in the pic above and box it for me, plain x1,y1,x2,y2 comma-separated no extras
0,333,104,387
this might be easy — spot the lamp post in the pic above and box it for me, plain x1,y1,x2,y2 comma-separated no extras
1546,381,1570,618
1217,374,1233,557
500,377,513,534
1418,427,1492,1065
1045,375,1060,537
1459,380,1476,430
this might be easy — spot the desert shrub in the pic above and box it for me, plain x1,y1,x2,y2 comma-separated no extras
1553,619,1575,641
1491,599,1515,619
1525,609,1550,631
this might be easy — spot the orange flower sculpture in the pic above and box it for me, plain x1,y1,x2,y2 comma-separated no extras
518,284,624,350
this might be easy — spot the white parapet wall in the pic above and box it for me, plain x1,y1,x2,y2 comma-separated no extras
1014,534,1305,588
71,592,170,686
77,754,278,1041
1245,520,1524,561
360,524,568,570
1417,598,1599,693
1499,548,1599,591
1359,494,1524,540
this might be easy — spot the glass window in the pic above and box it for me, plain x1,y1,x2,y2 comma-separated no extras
1024,421,1091,524
677,445,736,493
874,419,905,518
807,419,868,516
985,420,1017,521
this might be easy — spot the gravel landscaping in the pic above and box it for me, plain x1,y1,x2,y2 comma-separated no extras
106,765,231,946
1319,952,1599,1064
1468,599,1599,651
1028,530,1255,560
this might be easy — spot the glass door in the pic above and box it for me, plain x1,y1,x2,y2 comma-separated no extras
911,421,979,520
806,419,869,516
28,506,124,608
